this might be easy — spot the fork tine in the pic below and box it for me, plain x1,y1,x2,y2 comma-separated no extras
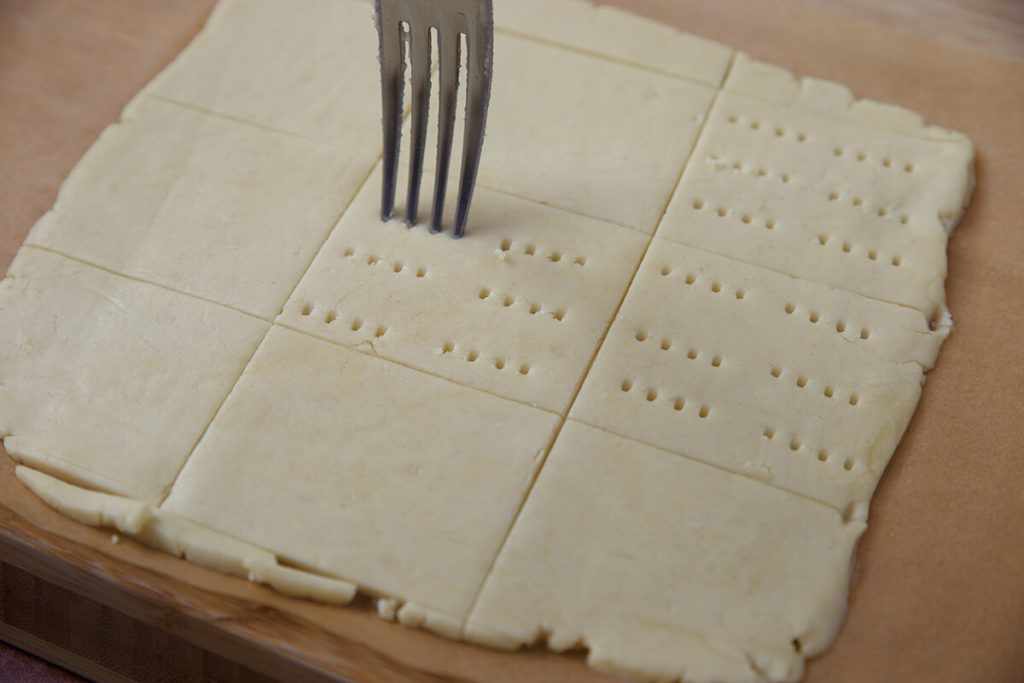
375,0,403,222
430,21,461,233
453,6,493,238
404,21,432,225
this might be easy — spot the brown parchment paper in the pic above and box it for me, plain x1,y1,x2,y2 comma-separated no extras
1,1,1022,681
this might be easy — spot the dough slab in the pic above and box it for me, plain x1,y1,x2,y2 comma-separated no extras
0,0,974,681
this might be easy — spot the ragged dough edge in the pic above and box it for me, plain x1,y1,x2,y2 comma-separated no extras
3,435,140,503
724,53,975,237
462,513,866,683
15,466,357,605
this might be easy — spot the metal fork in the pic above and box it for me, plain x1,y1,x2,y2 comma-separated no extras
375,0,494,238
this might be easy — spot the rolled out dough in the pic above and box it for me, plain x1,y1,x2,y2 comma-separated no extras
0,0,974,681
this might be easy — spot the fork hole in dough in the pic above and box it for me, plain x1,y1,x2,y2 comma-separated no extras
790,438,801,451
325,311,337,324
549,251,563,262
646,388,658,402
796,376,808,388
687,348,699,360
635,330,648,342
711,355,723,368
824,385,835,398
441,341,455,354
673,397,685,411
660,338,672,351
809,311,821,323
478,287,491,300
621,378,634,392
763,427,775,439
574,256,586,267
765,219,776,230
692,199,705,210
685,273,697,285
784,303,796,314
500,238,512,252
849,393,861,406
415,267,427,278
350,318,363,332
818,450,829,462
661,265,673,277
529,303,541,315
552,310,566,322
300,303,313,316
836,320,847,333
860,328,871,340
735,289,746,300
711,282,722,293
525,244,536,255
699,405,711,418
466,349,479,362
519,364,531,376
741,214,752,224
770,366,782,378
844,459,855,470
494,358,506,370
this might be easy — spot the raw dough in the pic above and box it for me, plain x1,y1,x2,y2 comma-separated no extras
465,421,865,683
279,164,648,413
161,326,561,626
0,0,975,681
26,97,377,319
0,247,268,502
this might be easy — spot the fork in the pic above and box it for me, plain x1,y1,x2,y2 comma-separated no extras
375,0,494,238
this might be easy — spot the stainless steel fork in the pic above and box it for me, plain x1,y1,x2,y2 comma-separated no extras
375,0,494,238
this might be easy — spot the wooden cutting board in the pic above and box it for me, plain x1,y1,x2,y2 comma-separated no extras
2,1,1023,681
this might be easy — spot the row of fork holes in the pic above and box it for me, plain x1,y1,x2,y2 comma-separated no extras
694,194,911,228
660,267,747,300
762,428,856,470
300,305,389,337
342,248,427,278
499,239,586,267
816,234,903,266
785,302,871,340
770,366,860,405
634,330,723,366
478,287,565,321
724,114,917,174
440,342,531,375
620,378,711,418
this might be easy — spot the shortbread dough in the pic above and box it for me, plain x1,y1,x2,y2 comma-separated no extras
0,0,975,681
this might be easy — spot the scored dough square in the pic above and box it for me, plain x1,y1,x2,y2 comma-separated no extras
658,88,973,319
161,326,562,622
466,421,863,683
26,97,378,319
493,0,734,86
570,237,944,516
0,249,269,503
408,31,716,233
138,0,381,144
279,164,648,413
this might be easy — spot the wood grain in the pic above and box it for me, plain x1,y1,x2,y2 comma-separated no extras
1,1,1023,682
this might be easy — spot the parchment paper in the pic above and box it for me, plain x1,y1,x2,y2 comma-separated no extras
1,1,1022,681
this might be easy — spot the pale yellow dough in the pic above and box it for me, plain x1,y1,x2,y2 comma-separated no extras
0,0,975,682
